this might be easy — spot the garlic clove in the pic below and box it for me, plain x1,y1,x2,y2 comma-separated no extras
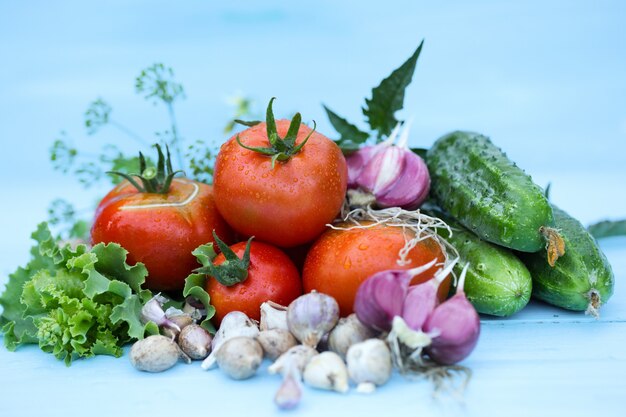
260,301,289,331
274,372,302,410
303,351,349,393
423,264,480,365
201,311,259,370
215,337,263,380
257,329,298,360
141,294,181,333
346,339,392,388
287,292,339,348
268,345,318,377
130,335,182,373
178,324,213,360
328,314,378,360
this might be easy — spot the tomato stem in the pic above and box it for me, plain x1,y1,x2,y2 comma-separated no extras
235,97,317,168
194,231,254,286
107,143,182,194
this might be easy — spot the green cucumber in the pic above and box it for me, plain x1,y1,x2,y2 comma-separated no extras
429,208,532,317
520,206,614,316
427,131,564,264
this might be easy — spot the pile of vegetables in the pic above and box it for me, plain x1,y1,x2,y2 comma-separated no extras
0,39,622,406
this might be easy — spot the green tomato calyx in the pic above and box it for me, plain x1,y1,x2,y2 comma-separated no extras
236,97,317,168
108,143,182,194
194,231,253,287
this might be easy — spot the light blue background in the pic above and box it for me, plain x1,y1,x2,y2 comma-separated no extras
1,2,625,416
1,1,625,272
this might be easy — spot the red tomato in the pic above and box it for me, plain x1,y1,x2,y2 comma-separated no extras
213,106,347,248
302,222,448,316
91,178,233,291
206,241,302,323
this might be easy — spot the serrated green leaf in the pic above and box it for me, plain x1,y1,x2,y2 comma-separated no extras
588,219,626,239
1,222,155,364
363,41,424,138
183,273,216,333
323,105,370,150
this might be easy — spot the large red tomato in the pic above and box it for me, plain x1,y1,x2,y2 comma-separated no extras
302,222,448,316
205,240,302,324
213,99,347,248
91,147,232,291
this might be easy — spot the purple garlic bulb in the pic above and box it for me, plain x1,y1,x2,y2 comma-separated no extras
354,259,437,332
346,122,430,209
401,259,458,331
423,264,481,365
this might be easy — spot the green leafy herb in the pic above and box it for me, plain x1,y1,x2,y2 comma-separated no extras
324,40,425,151
0,223,158,365
186,140,215,184
363,41,424,139
323,105,369,152
588,220,626,239
224,95,257,134
84,98,112,135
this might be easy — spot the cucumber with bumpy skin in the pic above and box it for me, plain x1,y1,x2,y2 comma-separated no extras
427,131,564,265
429,209,532,317
520,206,614,317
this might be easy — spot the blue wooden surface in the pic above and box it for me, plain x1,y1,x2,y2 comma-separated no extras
1,1,625,416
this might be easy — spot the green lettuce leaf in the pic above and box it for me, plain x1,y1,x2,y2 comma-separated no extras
0,222,156,365
183,243,218,333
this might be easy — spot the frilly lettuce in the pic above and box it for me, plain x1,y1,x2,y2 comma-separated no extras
182,243,218,333
0,223,158,365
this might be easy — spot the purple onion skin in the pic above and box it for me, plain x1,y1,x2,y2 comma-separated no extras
423,292,480,365
354,270,413,332
401,282,440,331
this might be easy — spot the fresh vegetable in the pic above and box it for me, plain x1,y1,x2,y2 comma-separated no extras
269,344,319,409
346,121,430,209
353,259,438,332
260,301,289,331
400,260,458,331
178,324,213,360
303,220,447,316
257,329,298,360
346,339,393,393
327,314,377,360
91,145,233,291
201,311,260,370
0,222,158,365
303,351,349,393
215,336,264,380
423,264,481,365
130,335,187,372
428,208,533,317
213,98,347,248
196,234,302,324
286,292,340,348
520,206,615,317
427,131,565,265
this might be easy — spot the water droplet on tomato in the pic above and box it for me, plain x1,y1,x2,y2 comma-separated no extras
343,256,352,269
358,244,369,251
